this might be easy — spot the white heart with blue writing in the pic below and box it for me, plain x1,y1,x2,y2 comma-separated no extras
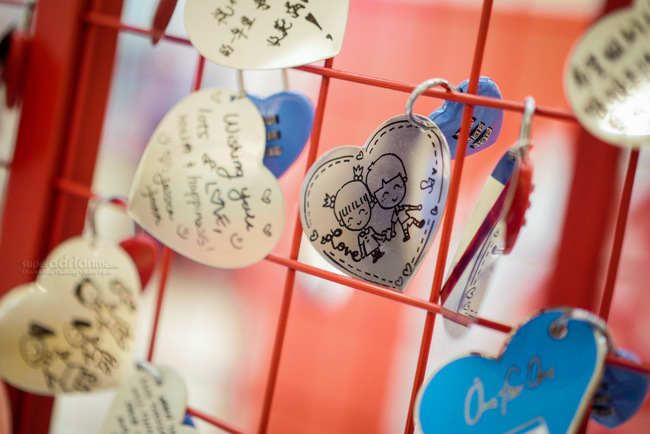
100,364,197,434
185,0,350,70
0,237,140,395
300,114,450,291
415,309,608,433
128,89,286,268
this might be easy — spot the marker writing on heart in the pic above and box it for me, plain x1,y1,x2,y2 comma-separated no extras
464,356,555,426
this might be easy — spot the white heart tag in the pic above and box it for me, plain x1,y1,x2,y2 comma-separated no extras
184,0,349,70
128,89,286,268
0,237,140,395
300,114,450,291
564,0,650,147
100,364,197,434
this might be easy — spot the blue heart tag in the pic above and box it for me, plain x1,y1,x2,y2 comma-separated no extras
428,76,504,158
416,309,608,433
591,348,650,429
248,91,315,178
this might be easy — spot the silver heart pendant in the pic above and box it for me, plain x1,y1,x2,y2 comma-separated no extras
300,114,450,291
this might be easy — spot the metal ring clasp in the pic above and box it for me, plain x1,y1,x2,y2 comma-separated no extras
406,78,459,130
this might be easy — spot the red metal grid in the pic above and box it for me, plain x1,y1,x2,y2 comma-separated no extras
0,0,645,432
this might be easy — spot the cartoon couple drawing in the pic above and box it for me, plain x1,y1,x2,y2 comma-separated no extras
323,153,425,263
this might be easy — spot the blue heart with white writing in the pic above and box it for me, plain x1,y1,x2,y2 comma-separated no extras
415,309,608,433
248,91,314,178
429,76,503,158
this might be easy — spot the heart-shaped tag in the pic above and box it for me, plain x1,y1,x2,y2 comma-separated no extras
300,114,450,291
415,309,609,433
184,0,349,70
151,0,178,45
429,76,504,158
100,364,197,433
248,90,315,178
591,348,650,429
564,0,650,147
441,143,533,337
128,88,286,269
0,237,140,395
119,233,159,289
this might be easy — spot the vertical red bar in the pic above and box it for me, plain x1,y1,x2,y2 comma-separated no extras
258,58,334,433
404,1,494,433
0,0,123,432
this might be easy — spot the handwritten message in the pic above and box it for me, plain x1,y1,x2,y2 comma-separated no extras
184,0,349,69
565,0,650,146
100,365,197,434
128,89,286,269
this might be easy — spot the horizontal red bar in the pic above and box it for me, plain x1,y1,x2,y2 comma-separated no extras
82,11,574,122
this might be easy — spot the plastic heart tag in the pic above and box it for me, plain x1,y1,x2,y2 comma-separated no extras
0,237,140,395
429,76,504,158
300,114,450,291
415,309,609,433
564,0,650,147
118,233,159,289
441,143,533,337
128,89,286,268
248,90,315,178
184,0,350,70
591,348,649,429
100,364,197,433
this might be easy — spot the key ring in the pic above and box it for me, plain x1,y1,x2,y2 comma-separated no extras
136,360,164,385
84,195,140,245
405,78,460,130
549,308,615,354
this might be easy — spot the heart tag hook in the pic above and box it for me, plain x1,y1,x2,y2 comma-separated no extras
406,78,460,131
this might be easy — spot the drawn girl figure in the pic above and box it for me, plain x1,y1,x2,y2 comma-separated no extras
74,278,132,350
19,322,97,392
63,319,119,376
323,166,386,263
366,153,425,242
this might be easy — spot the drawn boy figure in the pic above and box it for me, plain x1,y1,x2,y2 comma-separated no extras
74,278,132,350
323,166,386,263
366,153,425,242
63,319,119,376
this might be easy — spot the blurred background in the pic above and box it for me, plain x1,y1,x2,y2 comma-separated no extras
1,0,650,432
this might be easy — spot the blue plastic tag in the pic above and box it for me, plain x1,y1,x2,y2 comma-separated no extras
248,91,315,178
428,76,504,158
415,309,608,433
591,348,650,429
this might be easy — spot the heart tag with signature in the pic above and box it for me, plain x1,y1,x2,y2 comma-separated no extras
300,114,450,291
184,0,350,70
441,143,533,338
564,0,650,147
429,76,504,158
100,364,197,433
0,236,140,395
415,309,609,433
248,90,315,178
128,88,286,269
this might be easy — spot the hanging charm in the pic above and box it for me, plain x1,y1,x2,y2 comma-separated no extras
428,76,504,158
415,308,610,433
0,198,140,395
128,88,286,269
441,97,535,337
591,348,650,429
564,0,650,147
100,363,198,433
300,79,452,291
184,0,350,70
243,70,315,178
